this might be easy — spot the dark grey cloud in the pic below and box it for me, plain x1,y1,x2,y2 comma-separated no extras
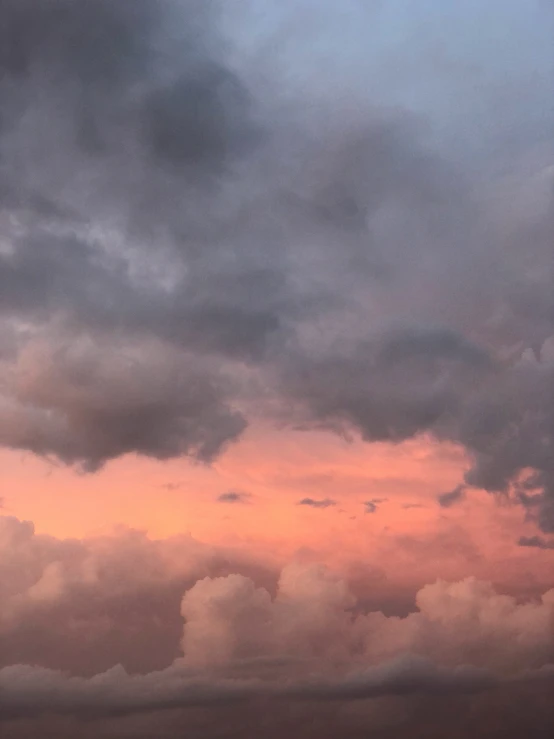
438,485,466,508
0,334,246,471
0,0,254,170
281,328,494,444
0,0,552,539
0,0,267,468
297,498,336,509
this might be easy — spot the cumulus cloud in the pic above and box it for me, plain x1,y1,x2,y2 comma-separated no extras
0,515,275,675
1,515,554,735
4,516,553,681
1,533,553,725
178,564,554,676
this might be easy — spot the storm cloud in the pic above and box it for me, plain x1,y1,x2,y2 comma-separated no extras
0,0,552,539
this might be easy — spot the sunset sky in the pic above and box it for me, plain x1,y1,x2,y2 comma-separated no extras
1,1,553,737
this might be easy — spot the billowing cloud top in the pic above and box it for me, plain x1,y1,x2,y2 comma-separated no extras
1,514,553,736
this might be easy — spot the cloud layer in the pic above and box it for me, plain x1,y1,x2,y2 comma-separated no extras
1,514,553,736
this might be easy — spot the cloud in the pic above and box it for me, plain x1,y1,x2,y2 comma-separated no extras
217,491,251,504
297,498,336,509
0,0,263,469
0,515,276,675
0,655,503,720
160,482,183,491
1,515,554,735
1,543,553,723
4,679,554,739
7,514,553,685
0,0,552,539
438,485,466,508
364,498,387,514
1,3,554,736
178,565,554,675
518,535,554,550
0,335,247,470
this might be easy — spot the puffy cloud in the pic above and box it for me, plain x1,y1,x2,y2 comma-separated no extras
1,515,554,735
0,516,276,675
0,562,553,729
179,564,554,676
3,515,553,683
0,334,246,470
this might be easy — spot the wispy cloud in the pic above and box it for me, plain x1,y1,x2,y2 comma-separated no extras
217,491,252,504
298,498,336,509
438,486,466,508
518,535,554,550
364,498,387,514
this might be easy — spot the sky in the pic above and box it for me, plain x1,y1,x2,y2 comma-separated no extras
0,1,553,737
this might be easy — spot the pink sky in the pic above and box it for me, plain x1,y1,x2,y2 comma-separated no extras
4,424,552,596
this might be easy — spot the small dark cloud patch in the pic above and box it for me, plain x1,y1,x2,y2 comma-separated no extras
438,485,466,508
160,482,183,491
403,503,425,510
364,498,387,514
217,491,251,504
518,535,554,550
298,498,336,509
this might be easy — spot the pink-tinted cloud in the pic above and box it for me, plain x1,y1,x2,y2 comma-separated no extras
1,516,553,725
